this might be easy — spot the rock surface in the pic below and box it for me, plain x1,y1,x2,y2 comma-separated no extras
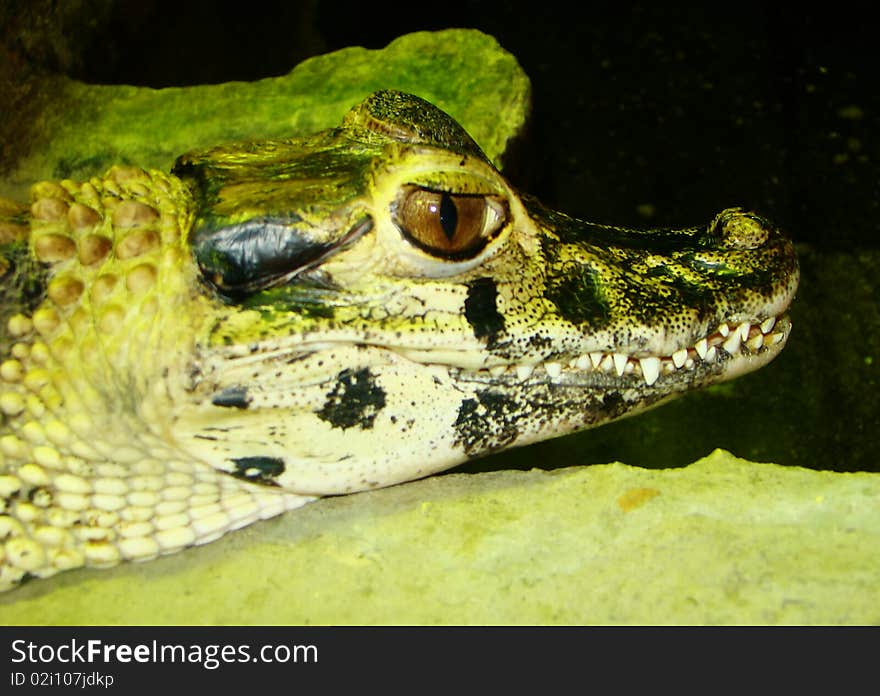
3,450,877,625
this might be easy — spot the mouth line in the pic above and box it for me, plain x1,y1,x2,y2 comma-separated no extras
450,313,792,387
213,311,791,392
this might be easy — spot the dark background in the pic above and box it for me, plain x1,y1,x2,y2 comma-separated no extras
9,1,874,250
2,1,878,472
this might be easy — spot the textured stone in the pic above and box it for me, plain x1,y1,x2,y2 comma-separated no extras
1,450,877,625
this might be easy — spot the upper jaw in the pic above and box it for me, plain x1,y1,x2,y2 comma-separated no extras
441,312,792,389
202,197,799,394
393,214,799,389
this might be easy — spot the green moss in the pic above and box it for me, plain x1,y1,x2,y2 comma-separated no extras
1,29,530,199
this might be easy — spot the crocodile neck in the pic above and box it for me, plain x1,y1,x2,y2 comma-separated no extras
0,167,310,588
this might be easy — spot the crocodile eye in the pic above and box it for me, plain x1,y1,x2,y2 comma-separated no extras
394,186,507,259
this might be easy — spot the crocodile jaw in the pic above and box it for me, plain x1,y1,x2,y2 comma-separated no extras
173,307,793,496
174,191,798,496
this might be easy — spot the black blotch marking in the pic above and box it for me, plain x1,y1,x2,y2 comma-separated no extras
317,368,386,430
527,334,553,351
230,456,285,486
545,264,611,328
453,389,520,456
211,386,251,409
464,277,505,347
599,391,627,420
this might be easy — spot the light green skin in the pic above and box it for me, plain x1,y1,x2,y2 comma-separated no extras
0,91,798,591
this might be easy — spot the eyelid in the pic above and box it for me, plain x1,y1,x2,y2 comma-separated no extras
194,216,372,299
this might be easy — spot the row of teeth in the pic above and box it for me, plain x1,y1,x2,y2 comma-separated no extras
482,317,783,387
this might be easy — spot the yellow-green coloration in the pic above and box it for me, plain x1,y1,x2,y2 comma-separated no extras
0,91,797,592
3,450,877,625
1,29,530,201
0,165,296,588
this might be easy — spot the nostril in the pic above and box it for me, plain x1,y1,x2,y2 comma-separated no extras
709,208,771,250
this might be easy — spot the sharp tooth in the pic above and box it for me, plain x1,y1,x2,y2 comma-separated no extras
600,354,614,372
738,322,750,341
760,317,776,334
489,365,507,377
516,365,534,381
766,332,784,346
718,322,730,337
685,358,695,369
695,338,708,360
705,345,717,362
672,348,688,368
639,357,661,386
589,352,603,368
722,330,741,355
747,333,764,351
576,355,591,370
613,352,628,376
544,362,562,379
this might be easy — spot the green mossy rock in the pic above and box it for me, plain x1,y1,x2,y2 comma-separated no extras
0,29,530,198
3,450,877,625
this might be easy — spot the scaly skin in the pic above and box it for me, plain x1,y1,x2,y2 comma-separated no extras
0,91,798,591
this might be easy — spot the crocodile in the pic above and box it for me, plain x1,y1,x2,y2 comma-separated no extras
0,90,798,591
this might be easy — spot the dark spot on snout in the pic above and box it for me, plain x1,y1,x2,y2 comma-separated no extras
317,368,386,430
464,277,505,347
453,389,519,456
230,456,285,486
545,264,611,329
211,386,251,409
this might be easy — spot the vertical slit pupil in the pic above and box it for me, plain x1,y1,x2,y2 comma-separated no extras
439,193,458,240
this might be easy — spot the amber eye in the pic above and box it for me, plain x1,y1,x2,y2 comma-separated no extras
394,186,507,259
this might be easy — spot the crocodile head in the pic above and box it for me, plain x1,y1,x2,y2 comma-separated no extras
0,90,797,589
